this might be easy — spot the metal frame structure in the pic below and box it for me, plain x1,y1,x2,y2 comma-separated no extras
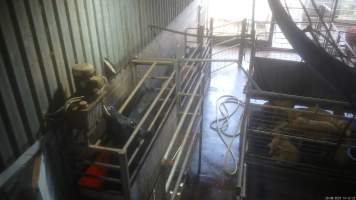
260,0,356,65
237,1,356,198
68,20,217,199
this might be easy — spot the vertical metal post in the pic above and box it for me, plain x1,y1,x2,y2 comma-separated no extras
131,62,138,86
268,16,275,48
237,0,255,198
198,5,201,29
209,18,214,79
184,30,188,57
197,74,205,177
119,152,131,200
197,45,205,178
238,19,247,70
331,0,339,22
175,60,181,120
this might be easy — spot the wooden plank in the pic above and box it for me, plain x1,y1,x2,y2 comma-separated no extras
0,49,29,153
26,0,58,98
102,0,115,62
65,0,85,63
11,0,49,114
53,0,76,93
85,0,102,74
76,0,95,67
93,0,109,67
41,0,71,96
0,1,40,143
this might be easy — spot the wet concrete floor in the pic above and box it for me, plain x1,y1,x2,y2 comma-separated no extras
181,47,248,200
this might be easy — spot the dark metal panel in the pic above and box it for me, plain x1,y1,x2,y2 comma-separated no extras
0,1,40,141
11,0,49,114
26,0,59,97
0,50,29,154
0,114,14,169
53,0,76,92
40,0,71,94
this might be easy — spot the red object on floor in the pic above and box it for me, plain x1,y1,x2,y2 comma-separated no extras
79,153,109,189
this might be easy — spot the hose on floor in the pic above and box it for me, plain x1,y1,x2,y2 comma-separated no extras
210,95,244,175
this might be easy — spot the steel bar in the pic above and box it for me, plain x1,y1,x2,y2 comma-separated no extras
124,72,175,150
146,75,170,80
149,24,211,38
128,139,145,166
169,129,199,200
330,0,339,22
163,75,204,160
253,103,348,120
175,59,182,119
331,23,356,57
119,153,131,200
129,96,177,184
135,43,202,139
88,144,122,154
148,83,176,131
249,128,356,147
178,93,201,97
238,0,256,194
215,37,239,46
309,0,346,60
238,19,247,68
212,43,240,56
268,0,356,109
82,160,121,170
298,0,322,47
131,59,174,65
180,63,201,107
247,89,350,107
0,140,40,187
119,62,157,113
178,112,201,116
180,47,210,105
165,97,202,191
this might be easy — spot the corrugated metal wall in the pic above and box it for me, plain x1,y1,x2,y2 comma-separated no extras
0,0,194,172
